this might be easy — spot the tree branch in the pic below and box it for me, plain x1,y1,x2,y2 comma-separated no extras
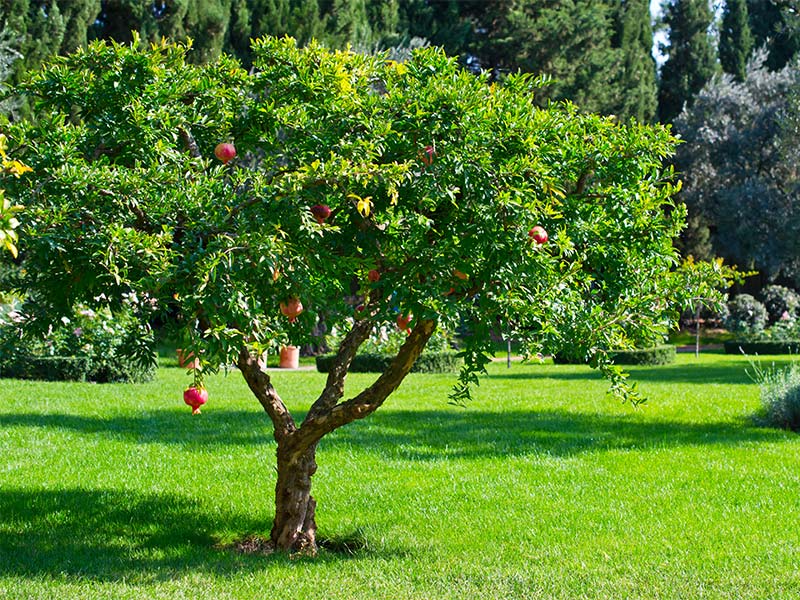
294,318,437,453
237,347,297,441
178,126,202,159
304,317,374,422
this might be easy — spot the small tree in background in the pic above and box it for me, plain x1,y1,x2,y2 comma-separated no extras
2,37,733,554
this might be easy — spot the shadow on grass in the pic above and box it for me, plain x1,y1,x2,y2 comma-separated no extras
324,408,784,460
0,404,779,459
492,357,778,385
0,487,389,582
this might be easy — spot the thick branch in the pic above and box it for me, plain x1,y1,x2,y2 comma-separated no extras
295,318,437,451
237,347,297,441
178,126,202,159
304,317,374,422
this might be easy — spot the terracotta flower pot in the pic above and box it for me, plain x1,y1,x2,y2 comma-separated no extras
279,345,299,369
176,348,200,369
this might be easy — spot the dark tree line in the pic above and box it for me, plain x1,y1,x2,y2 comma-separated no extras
0,0,658,121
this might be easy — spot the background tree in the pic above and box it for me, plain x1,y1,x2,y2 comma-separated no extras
3,36,732,556
612,0,658,122
747,0,800,70
658,0,717,123
719,0,754,81
673,50,800,282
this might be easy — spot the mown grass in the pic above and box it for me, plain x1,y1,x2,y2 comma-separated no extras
0,352,798,599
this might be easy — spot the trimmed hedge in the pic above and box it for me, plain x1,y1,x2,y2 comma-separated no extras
0,355,156,383
0,356,91,381
724,340,800,355
316,351,462,374
553,345,676,366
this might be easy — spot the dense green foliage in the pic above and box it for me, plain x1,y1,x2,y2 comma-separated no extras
657,0,718,123
719,0,753,81
725,340,800,355
554,344,676,366
723,293,768,335
1,356,799,597
2,38,728,403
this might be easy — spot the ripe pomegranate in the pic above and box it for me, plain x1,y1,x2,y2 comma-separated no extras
420,145,435,167
528,226,548,245
214,142,236,164
396,313,413,334
368,269,381,282
280,297,304,323
183,386,208,415
310,204,331,224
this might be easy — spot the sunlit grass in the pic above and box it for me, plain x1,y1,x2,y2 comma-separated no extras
0,352,798,599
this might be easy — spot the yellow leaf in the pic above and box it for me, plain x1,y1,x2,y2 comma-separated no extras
387,60,408,76
3,160,32,177
348,193,372,217
357,196,372,217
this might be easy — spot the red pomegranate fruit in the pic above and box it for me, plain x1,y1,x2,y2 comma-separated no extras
183,386,208,415
310,204,331,224
528,226,548,245
280,297,304,323
396,313,413,333
214,142,236,164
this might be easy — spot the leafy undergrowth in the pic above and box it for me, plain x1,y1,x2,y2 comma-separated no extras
0,353,798,599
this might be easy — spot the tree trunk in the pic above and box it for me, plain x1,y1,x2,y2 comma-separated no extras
271,441,319,554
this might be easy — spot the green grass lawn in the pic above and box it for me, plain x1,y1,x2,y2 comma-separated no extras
1,353,798,599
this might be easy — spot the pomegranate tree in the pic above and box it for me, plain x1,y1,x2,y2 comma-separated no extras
2,38,736,556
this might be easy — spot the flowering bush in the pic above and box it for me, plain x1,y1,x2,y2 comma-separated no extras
760,285,800,325
0,295,155,382
723,294,768,335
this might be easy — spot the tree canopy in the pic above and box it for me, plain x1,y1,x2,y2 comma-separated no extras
2,36,732,554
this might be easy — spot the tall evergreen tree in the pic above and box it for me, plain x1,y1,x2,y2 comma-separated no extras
719,0,753,81
466,0,626,115
747,0,800,70
657,0,717,123
613,0,658,122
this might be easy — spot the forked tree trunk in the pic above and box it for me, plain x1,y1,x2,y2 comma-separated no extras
271,442,319,553
237,318,437,556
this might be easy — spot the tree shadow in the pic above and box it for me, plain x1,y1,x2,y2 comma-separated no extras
490,357,781,385
0,487,398,582
323,408,783,461
0,409,276,447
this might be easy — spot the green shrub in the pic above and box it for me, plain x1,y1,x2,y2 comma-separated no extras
724,340,800,355
0,303,155,383
760,285,800,325
609,345,676,365
750,361,800,431
0,356,91,381
553,345,676,366
316,351,462,374
723,294,768,335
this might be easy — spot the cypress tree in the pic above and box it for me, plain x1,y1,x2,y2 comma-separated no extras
657,0,717,123
613,0,658,122
719,0,753,81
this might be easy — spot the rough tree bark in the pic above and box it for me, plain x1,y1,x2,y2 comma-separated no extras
237,317,437,554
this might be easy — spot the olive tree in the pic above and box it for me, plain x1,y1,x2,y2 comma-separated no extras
2,36,731,554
